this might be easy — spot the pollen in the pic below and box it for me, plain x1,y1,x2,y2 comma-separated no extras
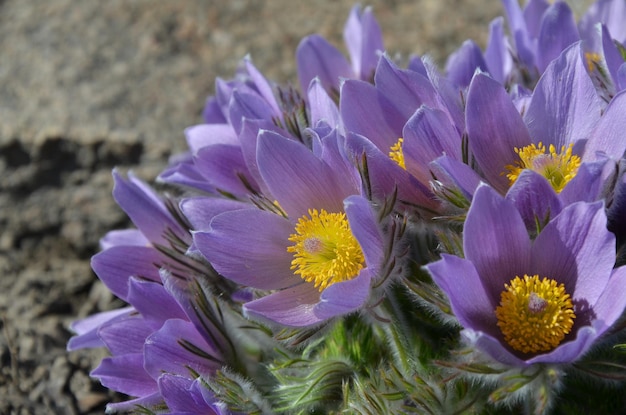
389,137,406,170
287,209,365,291
504,142,581,193
585,52,602,72
495,274,575,354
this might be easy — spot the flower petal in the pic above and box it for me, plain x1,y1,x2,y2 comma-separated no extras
466,73,532,193
464,184,531,302
193,208,296,290
532,201,614,305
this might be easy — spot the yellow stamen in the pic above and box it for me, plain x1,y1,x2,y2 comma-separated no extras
495,274,575,354
585,52,602,72
389,138,406,170
287,209,365,291
504,142,581,193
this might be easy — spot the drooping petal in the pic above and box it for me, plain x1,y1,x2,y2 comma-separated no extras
67,307,133,351
91,354,157,397
243,282,321,327
505,169,562,231
193,208,296,290
426,255,498,335
91,246,163,301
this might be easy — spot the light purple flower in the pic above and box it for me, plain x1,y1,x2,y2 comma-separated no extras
296,4,383,95
193,129,384,327
426,183,626,367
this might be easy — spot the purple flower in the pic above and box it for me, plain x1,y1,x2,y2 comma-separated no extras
68,173,230,413
426,183,626,366
436,42,626,228
193,129,384,327
296,5,383,95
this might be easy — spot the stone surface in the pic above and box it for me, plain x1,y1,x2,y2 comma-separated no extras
0,0,593,413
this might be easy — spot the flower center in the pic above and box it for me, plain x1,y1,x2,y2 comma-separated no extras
504,142,580,193
389,138,406,170
287,209,365,291
495,274,576,354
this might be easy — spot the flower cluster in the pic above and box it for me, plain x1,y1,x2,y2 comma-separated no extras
69,1,626,414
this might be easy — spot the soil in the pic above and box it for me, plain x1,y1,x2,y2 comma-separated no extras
0,1,591,413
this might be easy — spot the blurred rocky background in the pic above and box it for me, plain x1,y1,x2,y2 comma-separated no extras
0,1,593,413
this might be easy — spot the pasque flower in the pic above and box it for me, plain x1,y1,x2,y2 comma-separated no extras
426,183,626,366
68,172,231,413
192,129,384,327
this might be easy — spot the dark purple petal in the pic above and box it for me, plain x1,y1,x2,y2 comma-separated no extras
344,5,383,80
585,89,626,162
536,2,580,72
426,255,498,335
430,155,482,200
202,96,227,124
532,201,614,305
67,307,133,351
505,169,562,231
158,159,216,194
91,246,163,301
296,34,352,94
464,184,531,302
344,132,438,212
466,73,532,193
600,24,624,89
144,319,221,380
403,106,462,184
445,40,489,88
127,277,187,327
243,282,322,327
462,329,526,366
374,55,439,121
344,195,383,271
193,208,296,290
98,314,152,355
159,375,220,414
315,269,372,321
91,354,157,396
340,79,404,150
257,130,348,217
525,43,603,149
113,171,186,246
195,144,259,197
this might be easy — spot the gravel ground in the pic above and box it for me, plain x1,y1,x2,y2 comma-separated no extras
0,1,594,413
